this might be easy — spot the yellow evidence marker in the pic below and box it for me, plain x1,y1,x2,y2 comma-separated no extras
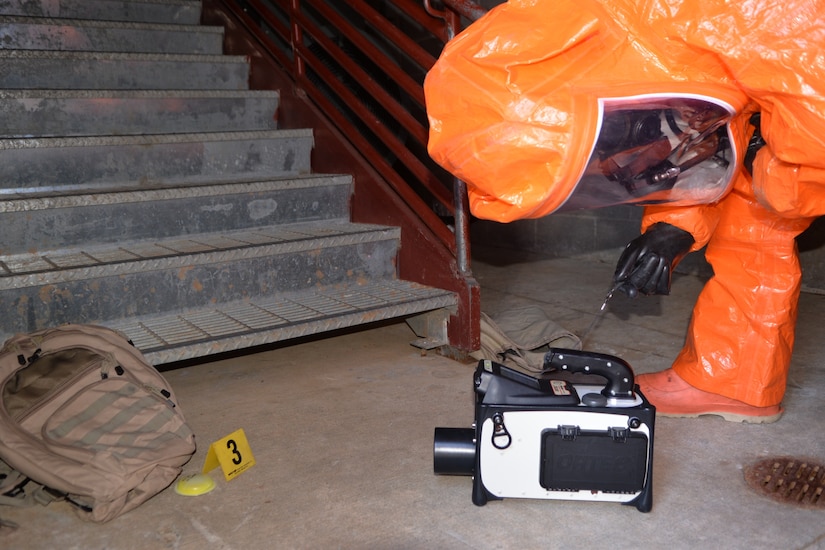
202,428,256,481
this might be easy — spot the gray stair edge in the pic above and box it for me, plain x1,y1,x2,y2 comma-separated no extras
1,0,201,5
0,174,352,213
4,0,203,25
0,222,398,288
0,90,280,100
107,280,459,364
0,50,246,63
0,15,225,34
0,129,314,150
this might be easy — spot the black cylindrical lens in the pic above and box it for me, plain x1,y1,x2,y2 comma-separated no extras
433,427,475,476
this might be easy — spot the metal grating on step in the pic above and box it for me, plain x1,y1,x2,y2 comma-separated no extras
182,310,249,337
2,256,53,273
255,297,320,323
744,457,825,509
220,302,289,329
0,221,397,282
252,227,317,242
158,239,216,254
230,231,284,245
333,289,392,309
85,248,141,263
46,251,94,268
0,174,348,212
119,242,177,259
298,294,357,315
137,316,208,346
190,235,250,249
109,279,457,364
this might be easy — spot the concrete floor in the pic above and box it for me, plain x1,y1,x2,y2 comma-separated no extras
3,249,825,549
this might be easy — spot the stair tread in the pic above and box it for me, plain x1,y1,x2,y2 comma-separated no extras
0,220,396,283
0,15,224,33
0,0,203,25
0,173,351,210
0,49,246,62
0,129,312,150
108,278,457,364
0,89,280,100
0,89,281,138
0,15,224,55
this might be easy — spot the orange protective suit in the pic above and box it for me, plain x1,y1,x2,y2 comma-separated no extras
424,0,825,406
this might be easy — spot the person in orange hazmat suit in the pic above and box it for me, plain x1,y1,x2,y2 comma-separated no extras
423,0,825,423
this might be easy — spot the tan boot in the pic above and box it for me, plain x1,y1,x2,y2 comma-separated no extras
637,369,783,423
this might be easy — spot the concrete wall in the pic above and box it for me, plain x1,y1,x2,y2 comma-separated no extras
470,205,642,261
470,207,825,291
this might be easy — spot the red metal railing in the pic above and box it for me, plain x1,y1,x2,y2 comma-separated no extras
201,0,486,352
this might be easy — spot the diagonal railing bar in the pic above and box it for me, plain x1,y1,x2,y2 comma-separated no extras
232,0,293,68
205,0,488,351
389,0,455,43
234,0,455,214
294,36,455,213
428,0,487,24
293,4,429,145
341,0,439,79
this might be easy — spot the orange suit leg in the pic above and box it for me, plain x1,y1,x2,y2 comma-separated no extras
672,188,814,407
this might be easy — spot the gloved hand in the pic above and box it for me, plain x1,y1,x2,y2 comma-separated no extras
613,222,695,298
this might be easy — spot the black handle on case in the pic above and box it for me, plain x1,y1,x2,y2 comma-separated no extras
543,348,635,399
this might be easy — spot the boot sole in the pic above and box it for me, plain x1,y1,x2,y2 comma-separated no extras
657,409,784,424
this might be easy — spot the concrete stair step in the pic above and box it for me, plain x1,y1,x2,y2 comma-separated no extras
0,90,280,138
0,221,406,342
0,0,202,24
0,50,250,90
0,0,459,362
0,174,353,254
0,129,314,192
110,278,458,365
0,16,224,54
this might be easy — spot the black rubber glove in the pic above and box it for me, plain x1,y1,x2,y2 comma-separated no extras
743,112,765,176
613,222,695,298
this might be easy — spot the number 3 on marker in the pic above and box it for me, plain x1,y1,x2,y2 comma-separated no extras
227,439,242,465
202,428,256,481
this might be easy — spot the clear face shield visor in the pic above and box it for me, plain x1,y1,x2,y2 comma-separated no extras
558,95,738,211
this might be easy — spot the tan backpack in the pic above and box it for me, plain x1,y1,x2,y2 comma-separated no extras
0,324,196,523
470,306,582,373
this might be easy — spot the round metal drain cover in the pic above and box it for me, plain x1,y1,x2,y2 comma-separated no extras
744,457,825,509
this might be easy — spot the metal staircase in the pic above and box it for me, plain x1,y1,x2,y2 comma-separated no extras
0,0,457,365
